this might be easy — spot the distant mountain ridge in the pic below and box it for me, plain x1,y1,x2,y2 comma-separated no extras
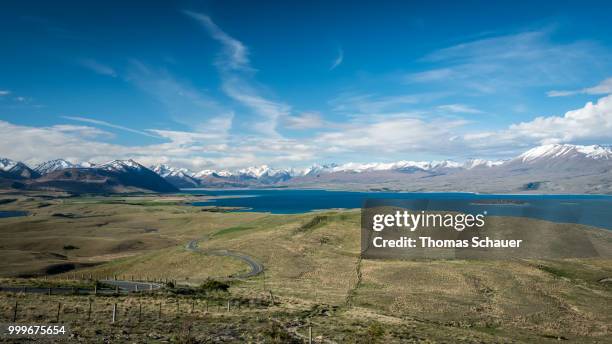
2,144,612,193
0,158,177,193
0,158,40,180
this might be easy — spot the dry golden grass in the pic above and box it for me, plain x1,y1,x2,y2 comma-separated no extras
0,194,264,277
2,194,612,342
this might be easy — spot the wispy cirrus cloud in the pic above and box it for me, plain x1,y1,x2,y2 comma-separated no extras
62,115,159,138
182,10,250,72
0,119,319,170
220,76,290,136
184,10,290,137
547,77,612,97
283,112,326,130
314,115,468,157
406,29,609,94
77,58,117,77
330,92,446,114
0,90,10,96
330,47,344,70
437,104,483,114
125,60,233,138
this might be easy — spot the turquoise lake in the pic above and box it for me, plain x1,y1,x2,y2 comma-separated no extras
186,189,612,230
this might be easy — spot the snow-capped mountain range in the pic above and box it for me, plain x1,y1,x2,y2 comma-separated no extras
1,158,177,193
516,144,612,163
148,158,507,182
144,143,612,188
2,144,612,193
33,159,77,175
146,159,491,185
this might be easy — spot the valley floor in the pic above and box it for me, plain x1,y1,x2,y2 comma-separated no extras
0,192,611,343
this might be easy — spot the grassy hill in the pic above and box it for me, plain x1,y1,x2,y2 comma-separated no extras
1,192,611,342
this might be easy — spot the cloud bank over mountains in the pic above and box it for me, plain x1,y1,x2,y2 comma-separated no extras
2,90,612,170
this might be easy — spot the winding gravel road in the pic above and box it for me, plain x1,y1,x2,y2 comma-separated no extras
1,238,262,294
0,280,162,295
99,280,163,292
185,239,264,278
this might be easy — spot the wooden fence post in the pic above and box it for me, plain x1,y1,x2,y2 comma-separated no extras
12,299,18,322
138,304,142,322
88,299,92,320
158,302,162,319
191,299,195,313
309,324,313,344
227,300,230,312
269,291,275,305
56,302,61,322
111,303,116,324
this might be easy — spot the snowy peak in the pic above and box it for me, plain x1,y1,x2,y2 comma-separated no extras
0,157,40,179
0,158,18,172
517,144,612,163
236,165,288,178
194,169,234,178
34,159,76,175
151,164,193,178
150,164,200,188
100,159,146,172
303,163,338,176
302,160,467,174
463,159,505,169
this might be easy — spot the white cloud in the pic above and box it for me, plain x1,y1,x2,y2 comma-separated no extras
183,10,250,71
125,60,233,137
221,76,289,136
330,92,445,114
407,68,454,82
508,94,612,143
62,116,159,138
407,30,608,94
184,11,289,137
462,94,612,152
0,119,318,170
314,115,468,155
3,95,611,168
0,90,10,96
330,47,343,70
547,77,612,97
77,58,117,77
283,112,325,129
146,115,234,144
437,104,482,114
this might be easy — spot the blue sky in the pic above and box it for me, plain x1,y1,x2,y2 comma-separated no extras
1,0,612,170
